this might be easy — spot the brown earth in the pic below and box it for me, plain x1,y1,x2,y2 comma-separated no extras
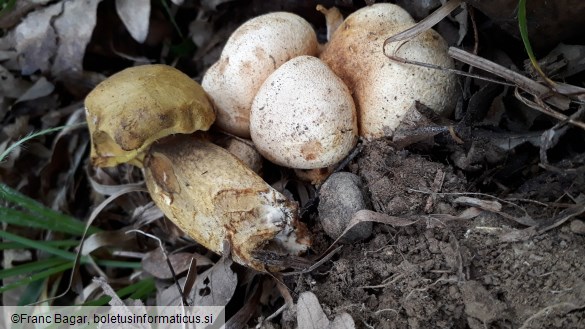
282,139,585,328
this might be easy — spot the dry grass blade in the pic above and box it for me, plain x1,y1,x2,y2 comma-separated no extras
514,90,585,131
448,47,572,109
288,210,418,276
384,0,462,44
32,185,147,305
128,229,189,306
182,257,198,298
500,203,585,242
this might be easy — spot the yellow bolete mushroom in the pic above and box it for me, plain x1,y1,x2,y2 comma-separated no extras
144,135,310,271
85,64,215,167
85,64,311,271
320,4,458,139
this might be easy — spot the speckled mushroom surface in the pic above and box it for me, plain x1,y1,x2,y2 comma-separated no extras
250,55,357,169
320,3,457,139
202,12,318,138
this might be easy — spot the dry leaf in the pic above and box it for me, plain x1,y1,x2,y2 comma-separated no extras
297,292,330,329
52,0,100,78
93,277,126,307
81,230,136,256
453,197,502,212
14,2,60,74
191,254,237,306
0,65,31,98
115,0,150,43
142,249,213,280
15,77,54,103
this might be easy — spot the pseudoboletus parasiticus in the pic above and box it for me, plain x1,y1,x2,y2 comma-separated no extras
85,64,311,271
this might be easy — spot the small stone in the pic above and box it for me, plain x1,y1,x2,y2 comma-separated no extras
570,219,585,235
318,172,372,242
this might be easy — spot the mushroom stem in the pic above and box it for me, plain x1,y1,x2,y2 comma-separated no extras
143,134,311,271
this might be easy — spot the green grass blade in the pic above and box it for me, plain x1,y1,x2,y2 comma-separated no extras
94,259,142,269
0,257,70,280
83,277,156,306
0,240,80,250
0,262,74,293
0,185,100,235
518,0,553,84
0,230,78,260
17,279,45,306
0,231,140,269
0,124,86,163
0,207,96,236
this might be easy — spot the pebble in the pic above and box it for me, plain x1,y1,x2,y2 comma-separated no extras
570,219,585,235
318,172,372,242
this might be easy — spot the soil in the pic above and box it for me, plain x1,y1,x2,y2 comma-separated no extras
285,139,585,328
3,2,585,328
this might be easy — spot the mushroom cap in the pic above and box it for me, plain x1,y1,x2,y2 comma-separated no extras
202,12,318,138
143,135,310,271
337,3,414,29
320,4,457,139
250,56,357,169
85,64,215,167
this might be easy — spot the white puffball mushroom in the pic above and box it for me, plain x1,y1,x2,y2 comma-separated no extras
202,12,319,138
320,3,457,139
250,55,358,169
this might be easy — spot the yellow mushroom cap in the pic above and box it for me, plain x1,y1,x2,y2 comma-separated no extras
85,64,215,167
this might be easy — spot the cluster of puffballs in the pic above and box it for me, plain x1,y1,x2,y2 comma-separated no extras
84,3,457,271
202,3,457,177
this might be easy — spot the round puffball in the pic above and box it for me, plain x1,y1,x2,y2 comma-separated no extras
202,12,318,138
250,56,357,169
320,4,457,139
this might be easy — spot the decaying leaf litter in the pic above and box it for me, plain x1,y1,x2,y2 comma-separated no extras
1,0,585,328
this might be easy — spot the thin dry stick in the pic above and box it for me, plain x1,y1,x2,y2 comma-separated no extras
359,273,405,289
126,229,189,306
